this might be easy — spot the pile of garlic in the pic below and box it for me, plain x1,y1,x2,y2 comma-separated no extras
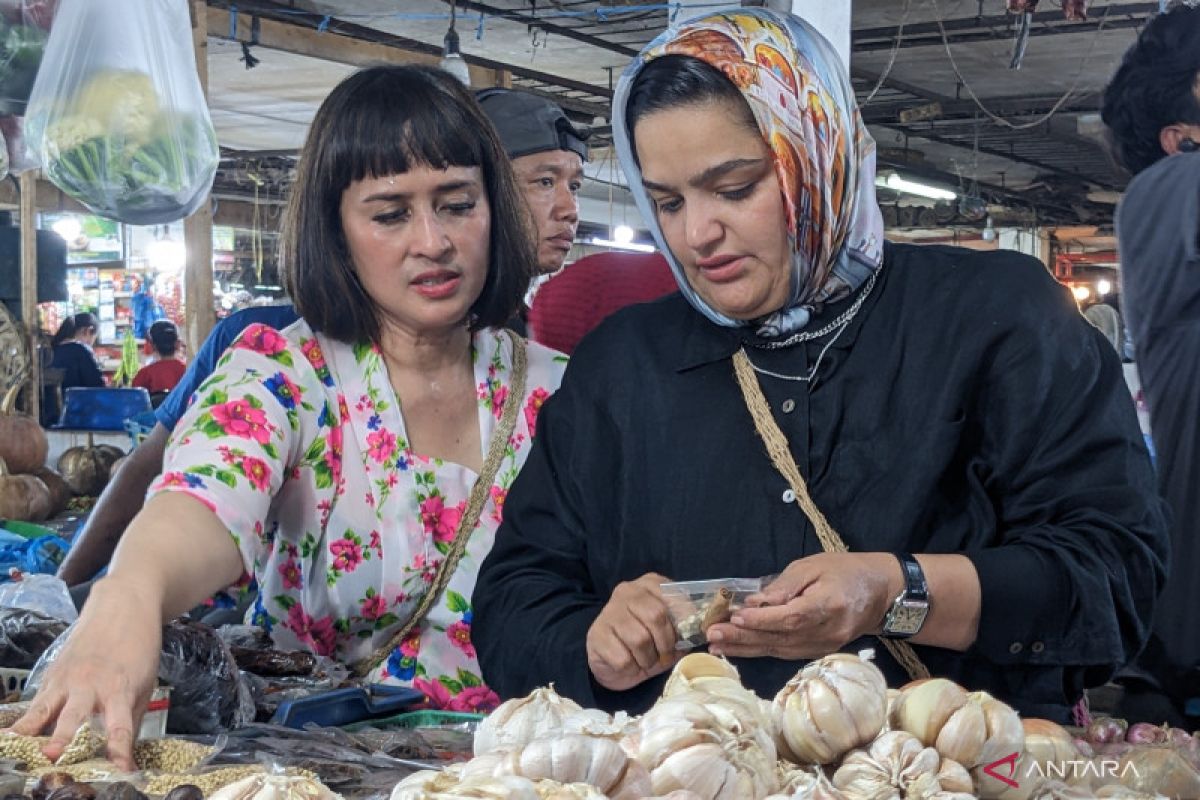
390,652,1168,800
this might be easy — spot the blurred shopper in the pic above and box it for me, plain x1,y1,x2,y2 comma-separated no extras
527,251,679,354
49,312,103,391
1102,1,1200,725
131,320,186,405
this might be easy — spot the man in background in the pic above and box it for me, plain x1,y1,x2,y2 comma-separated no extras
1102,1,1200,726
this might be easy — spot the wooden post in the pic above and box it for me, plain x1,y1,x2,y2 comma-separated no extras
19,170,39,422
183,0,215,357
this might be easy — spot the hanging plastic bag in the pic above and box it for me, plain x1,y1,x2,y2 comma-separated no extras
23,0,218,224
0,0,55,115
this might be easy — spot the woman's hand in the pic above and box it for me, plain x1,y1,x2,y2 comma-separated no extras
9,578,162,771
706,553,901,659
587,572,682,691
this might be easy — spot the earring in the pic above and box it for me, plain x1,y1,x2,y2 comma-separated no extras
1179,138,1198,153
387,177,396,185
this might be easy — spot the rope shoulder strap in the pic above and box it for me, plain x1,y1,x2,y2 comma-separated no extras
731,349,931,682
353,330,528,678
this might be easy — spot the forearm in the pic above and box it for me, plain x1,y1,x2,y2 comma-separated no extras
870,553,981,652
58,426,170,586
102,492,245,621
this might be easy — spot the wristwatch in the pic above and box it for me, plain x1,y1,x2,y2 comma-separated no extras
880,552,930,639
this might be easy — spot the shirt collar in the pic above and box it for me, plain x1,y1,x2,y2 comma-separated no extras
673,242,895,373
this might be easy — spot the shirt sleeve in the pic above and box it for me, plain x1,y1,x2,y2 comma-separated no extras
963,262,1169,688
132,367,152,390
148,324,322,582
473,367,622,710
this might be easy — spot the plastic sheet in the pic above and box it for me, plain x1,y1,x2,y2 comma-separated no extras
0,607,68,668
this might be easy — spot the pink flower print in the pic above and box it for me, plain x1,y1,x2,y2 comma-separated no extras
524,387,550,434
489,485,507,524
365,491,376,508
368,530,383,558
236,324,288,356
414,677,453,709
448,685,501,714
399,629,421,658
360,594,387,620
445,620,475,658
325,424,344,474
217,446,237,465
366,429,397,464
210,399,273,444
301,338,327,371
330,536,363,573
338,394,351,422
420,495,464,543
491,384,509,420
240,455,272,492
411,554,441,583
157,471,191,488
285,604,338,656
278,558,302,590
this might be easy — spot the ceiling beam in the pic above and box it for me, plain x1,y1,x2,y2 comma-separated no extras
441,0,641,58
852,3,1157,52
205,1,614,104
859,93,1100,124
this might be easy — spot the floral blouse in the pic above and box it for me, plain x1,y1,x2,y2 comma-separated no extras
149,320,567,711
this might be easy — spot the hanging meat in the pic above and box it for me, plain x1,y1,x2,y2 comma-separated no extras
1063,0,1089,20
1007,0,1039,11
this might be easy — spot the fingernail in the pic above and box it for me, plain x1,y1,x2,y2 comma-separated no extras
708,629,723,642
731,615,745,626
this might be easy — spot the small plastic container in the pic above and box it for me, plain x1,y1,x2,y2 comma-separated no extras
139,686,171,739
270,684,426,729
56,387,152,431
660,578,764,649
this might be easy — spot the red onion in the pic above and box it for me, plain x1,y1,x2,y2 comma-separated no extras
1126,722,1169,745
1072,737,1096,758
1087,716,1128,745
1168,727,1194,749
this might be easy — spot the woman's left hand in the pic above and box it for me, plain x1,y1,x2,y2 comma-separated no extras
706,552,901,659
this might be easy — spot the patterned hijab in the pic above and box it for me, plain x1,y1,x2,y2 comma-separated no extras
612,9,885,338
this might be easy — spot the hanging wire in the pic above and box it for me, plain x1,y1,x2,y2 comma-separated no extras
861,0,912,106
927,0,1116,130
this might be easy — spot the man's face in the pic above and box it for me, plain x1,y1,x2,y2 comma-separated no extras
511,149,584,275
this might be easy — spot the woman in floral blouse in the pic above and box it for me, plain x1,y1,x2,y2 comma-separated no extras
15,65,566,769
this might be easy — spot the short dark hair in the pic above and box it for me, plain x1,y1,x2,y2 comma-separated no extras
1101,4,1200,175
624,55,757,166
281,65,535,343
148,320,179,357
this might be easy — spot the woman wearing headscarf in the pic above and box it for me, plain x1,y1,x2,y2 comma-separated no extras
473,9,1168,722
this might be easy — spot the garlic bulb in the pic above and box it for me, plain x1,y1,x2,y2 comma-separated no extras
649,742,749,800
773,652,888,765
662,653,742,697
935,757,974,794
474,686,584,756
210,774,341,800
391,771,598,800
973,719,1084,800
767,766,850,799
891,680,1023,769
831,730,944,800
461,734,652,800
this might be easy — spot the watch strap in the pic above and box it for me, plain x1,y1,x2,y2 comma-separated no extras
896,552,928,603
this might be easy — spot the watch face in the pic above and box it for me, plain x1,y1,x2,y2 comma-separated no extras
886,600,929,636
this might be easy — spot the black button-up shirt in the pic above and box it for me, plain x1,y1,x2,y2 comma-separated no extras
473,243,1169,721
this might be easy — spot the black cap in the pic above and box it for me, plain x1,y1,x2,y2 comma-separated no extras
476,88,589,163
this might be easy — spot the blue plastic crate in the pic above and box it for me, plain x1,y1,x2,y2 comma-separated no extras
56,387,152,431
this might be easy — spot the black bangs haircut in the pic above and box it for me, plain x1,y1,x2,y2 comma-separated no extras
625,55,757,167
1102,4,1200,175
281,65,536,343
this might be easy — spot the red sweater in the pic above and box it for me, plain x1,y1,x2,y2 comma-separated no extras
132,358,186,394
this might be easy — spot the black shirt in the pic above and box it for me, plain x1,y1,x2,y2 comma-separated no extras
1117,151,1200,675
51,341,104,390
472,242,1169,721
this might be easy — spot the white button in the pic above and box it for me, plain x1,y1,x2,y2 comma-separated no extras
782,399,796,413
782,489,797,503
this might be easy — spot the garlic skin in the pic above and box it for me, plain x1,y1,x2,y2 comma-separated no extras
475,686,584,756
767,766,850,799
973,719,1085,800
831,730,944,800
773,653,888,765
649,742,747,799
209,774,341,800
662,653,742,697
465,734,650,799
891,680,1023,770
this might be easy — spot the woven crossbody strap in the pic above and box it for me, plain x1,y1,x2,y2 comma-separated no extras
352,330,528,678
731,349,931,682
